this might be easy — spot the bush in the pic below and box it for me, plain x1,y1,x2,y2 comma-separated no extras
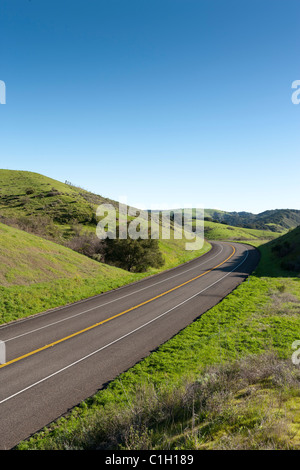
66,232,104,261
25,188,35,195
271,241,293,258
0,215,61,239
103,238,164,272
46,188,62,197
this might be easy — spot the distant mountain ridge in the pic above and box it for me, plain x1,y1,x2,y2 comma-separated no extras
204,208,300,232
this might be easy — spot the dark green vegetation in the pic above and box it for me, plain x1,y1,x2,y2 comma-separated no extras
269,226,300,273
252,226,300,278
104,238,164,272
204,208,300,232
156,207,300,233
17,227,300,450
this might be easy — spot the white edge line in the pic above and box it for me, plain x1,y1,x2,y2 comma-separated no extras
0,248,249,405
4,244,224,343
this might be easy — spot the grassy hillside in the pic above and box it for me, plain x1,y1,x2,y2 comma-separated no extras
0,221,211,324
0,170,283,250
0,222,139,323
1,170,287,240
17,229,300,450
258,226,300,275
0,169,117,225
153,208,283,245
0,222,110,287
204,208,300,232
0,169,207,255
0,170,188,239
204,220,282,243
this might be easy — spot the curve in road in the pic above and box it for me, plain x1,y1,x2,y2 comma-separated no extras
0,241,260,449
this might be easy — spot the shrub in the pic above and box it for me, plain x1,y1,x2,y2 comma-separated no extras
46,188,62,197
103,238,164,272
66,233,104,261
25,188,35,195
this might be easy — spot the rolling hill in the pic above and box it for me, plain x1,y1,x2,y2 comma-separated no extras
0,222,124,288
0,169,117,228
0,170,212,273
256,225,300,276
0,170,196,243
204,208,300,232
271,226,300,272
1,170,297,237
203,220,281,243
0,169,284,272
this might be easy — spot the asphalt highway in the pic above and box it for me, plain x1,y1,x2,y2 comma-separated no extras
0,241,260,449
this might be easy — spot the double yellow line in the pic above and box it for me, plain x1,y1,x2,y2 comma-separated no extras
0,245,236,370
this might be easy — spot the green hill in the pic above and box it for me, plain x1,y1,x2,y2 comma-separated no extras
0,169,117,228
0,222,124,288
0,221,210,324
204,220,282,243
256,226,300,276
0,170,199,244
0,222,143,323
0,169,284,245
204,208,300,232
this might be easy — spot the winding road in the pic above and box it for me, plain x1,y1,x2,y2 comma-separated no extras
0,241,259,449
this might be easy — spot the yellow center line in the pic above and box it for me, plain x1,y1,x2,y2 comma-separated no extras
0,244,236,369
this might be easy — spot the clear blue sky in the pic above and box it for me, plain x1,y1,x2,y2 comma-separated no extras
0,0,299,213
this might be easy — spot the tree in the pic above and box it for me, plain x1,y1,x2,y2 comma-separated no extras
103,237,164,272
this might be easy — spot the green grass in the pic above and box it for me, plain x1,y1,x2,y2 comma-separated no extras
1,169,299,449
204,207,300,232
0,222,109,287
0,222,211,324
0,170,285,245
0,169,212,268
0,169,116,226
0,222,138,323
257,226,300,275
16,232,300,450
204,220,282,242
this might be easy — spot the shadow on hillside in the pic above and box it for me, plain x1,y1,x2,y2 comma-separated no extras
253,236,300,279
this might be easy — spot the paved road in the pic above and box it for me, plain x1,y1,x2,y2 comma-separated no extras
0,241,259,449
